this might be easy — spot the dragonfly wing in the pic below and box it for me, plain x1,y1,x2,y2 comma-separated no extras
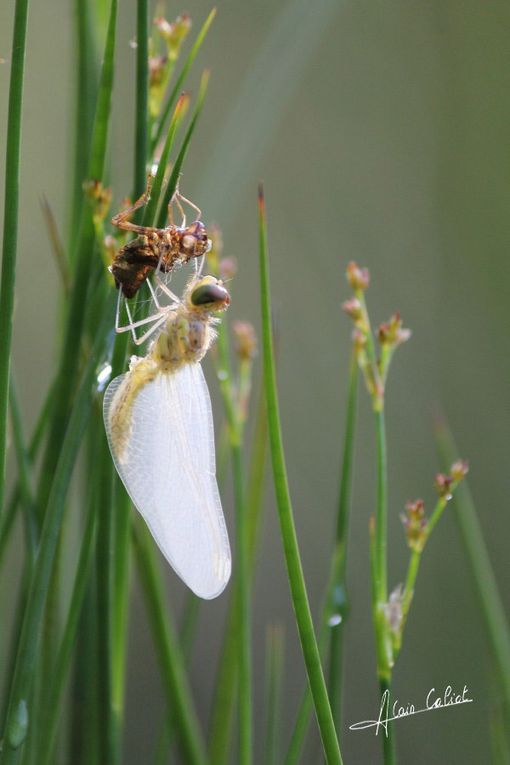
104,363,231,599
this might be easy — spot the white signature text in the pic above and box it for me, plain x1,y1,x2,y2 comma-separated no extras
349,684,473,737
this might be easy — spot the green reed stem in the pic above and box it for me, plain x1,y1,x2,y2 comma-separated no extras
328,353,358,730
133,522,207,765
96,439,117,764
374,408,388,607
39,490,97,765
436,422,510,719
0,0,30,515
258,185,342,765
151,8,216,151
286,355,358,762
110,482,131,752
373,399,394,763
264,625,284,765
0,296,114,765
8,379,38,559
380,678,396,765
208,384,268,764
216,323,253,765
0,562,30,734
0,383,54,570
70,0,98,251
134,0,149,201
36,0,117,512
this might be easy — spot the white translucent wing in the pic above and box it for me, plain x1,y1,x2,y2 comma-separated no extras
103,363,231,599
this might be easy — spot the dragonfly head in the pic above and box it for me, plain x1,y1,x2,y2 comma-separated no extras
188,276,230,313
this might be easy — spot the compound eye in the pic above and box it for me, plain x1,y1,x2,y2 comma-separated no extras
191,281,230,307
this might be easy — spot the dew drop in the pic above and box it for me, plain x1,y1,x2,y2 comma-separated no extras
96,362,112,391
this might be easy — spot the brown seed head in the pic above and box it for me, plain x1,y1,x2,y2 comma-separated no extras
104,235,117,263
154,14,192,60
352,328,367,353
401,499,427,551
83,180,112,223
233,321,257,361
346,261,370,291
342,297,363,322
378,312,411,346
435,473,453,500
450,459,469,483
149,54,167,86
219,257,238,281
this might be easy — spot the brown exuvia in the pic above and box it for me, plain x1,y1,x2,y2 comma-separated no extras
110,179,210,298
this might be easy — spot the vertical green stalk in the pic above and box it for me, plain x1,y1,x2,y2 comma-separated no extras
8,379,38,558
0,383,54,570
0,0,30,514
110,484,131,756
264,625,284,765
380,679,396,765
70,0,98,250
374,408,388,606
36,0,117,516
208,385,267,764
39,490,97,765
258,185,342,765
285,358,358,763
216,324,253,765
133,523,207,765
373,408,395,764
328,354,358,730
96,439,116,764
134,0,148,200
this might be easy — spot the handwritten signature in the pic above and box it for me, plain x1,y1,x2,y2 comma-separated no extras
349,684,473,737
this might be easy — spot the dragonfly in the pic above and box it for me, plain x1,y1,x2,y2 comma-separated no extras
103,273,232,599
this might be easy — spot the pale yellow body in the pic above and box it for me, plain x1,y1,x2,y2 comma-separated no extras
108,276,223,459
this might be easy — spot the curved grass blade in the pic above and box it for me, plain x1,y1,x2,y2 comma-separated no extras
143,93,189,226
156,71,209,228
0,0,30,514
258,185,343,765
435,421,510,720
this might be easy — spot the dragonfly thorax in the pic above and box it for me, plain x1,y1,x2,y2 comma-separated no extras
151,311,214,369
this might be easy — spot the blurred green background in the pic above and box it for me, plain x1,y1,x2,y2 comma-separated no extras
1,0,510,762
